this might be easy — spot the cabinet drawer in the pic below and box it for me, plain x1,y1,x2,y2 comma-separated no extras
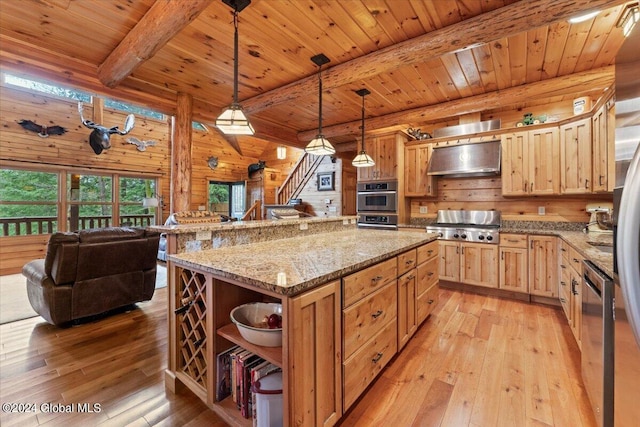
398,249,417,277
559,285,571,321
417,283,439,325
417,256,438,295
343,257,397,307
500,233,528,248
417,240,438,264
569,246,584,274
343,281,397,359
559,265,571,296
343,319,397,410
559,239,571,263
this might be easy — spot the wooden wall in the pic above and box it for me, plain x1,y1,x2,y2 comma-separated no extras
409,176,611,223
296,157,344,217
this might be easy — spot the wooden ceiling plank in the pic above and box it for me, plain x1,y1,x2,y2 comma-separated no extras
574,7,620,72
508,31,528,87
540,21,570,79
490,38,512,91
440,54,475,98
241,0,627,115
297,66,614,141
471,44,499,93
556,20,593,76
525,27,549,83
455,49,484,96
97,0,212,88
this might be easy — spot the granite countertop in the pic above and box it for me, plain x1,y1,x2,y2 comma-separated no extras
151,215,358,234
502,227,614,278
169,229,438,296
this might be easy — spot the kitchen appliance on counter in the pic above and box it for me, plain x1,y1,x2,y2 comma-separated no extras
612,24,640,427
586,203,614,234
582,260,614,427
426,210,501,244
357,181,398,229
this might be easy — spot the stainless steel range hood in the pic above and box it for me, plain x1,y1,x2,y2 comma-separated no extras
427,140,501,177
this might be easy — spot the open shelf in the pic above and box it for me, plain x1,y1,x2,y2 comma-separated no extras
217,323,283,368
214,397,253,427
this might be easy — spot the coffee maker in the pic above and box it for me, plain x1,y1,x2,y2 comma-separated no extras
586,202,614,234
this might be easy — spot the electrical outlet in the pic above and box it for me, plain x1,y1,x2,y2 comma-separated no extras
419,206,428,214
324,199,331,204
329,206,337,212
538,206,546,215
299,222,308,230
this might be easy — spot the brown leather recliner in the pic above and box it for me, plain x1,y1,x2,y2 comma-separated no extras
22,227,160,326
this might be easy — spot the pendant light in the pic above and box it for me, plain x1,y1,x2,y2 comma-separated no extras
305,53,336,156
216,0,254,135
352,88,375,168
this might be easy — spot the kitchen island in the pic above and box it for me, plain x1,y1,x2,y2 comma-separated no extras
163,226,439,426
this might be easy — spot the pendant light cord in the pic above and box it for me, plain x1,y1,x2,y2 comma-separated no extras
317,65,323,135
361,93,366,151
233,9,239,105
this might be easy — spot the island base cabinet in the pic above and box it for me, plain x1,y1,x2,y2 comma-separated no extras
343,319,397,410
417,282,439,325
288,280,342,427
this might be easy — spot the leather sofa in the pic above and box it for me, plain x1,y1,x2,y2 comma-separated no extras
22,227,160,326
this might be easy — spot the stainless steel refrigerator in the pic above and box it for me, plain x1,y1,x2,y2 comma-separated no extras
613,23,640,427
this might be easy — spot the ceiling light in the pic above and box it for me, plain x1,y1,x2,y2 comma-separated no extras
352,88,375,168
618,2,639,37
216,0,255,135
568,10,600,24
276,145,286,159
305,54,335,156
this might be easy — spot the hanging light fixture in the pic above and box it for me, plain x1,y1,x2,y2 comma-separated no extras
618,1,639,37
352,88,375,168
216,0,255,135
305,53,336,156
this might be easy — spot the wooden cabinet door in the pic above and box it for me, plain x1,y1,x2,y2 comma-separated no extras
592,100,615,193
397,270,417,350
528,127,560,195
560,118,592,194
528,236,558,297
499,247,528,293
439,241,460,282
289,280,342,427
374,134,398,180
405,144,435,197
501,132,529,196
570,268,582,349
460,243,498,288
357,137,377,182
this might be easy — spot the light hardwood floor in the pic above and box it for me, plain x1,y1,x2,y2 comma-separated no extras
0,286,596,427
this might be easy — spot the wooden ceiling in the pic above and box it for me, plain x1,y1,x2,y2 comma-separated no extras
0,0,633,155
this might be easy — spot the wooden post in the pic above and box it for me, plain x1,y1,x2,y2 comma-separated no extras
171,93,193,213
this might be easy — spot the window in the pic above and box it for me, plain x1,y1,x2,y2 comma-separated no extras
3,73,91,102
105,98,164,120
119,177,158,227
209,181,245,219
67,173,113,231
0,169,59,236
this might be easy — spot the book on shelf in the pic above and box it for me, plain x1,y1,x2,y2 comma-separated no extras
237,352,261,416
216,345,240,402
242,356,265,418
231,348,249,404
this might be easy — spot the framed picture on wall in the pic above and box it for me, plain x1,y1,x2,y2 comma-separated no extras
317,171,335,191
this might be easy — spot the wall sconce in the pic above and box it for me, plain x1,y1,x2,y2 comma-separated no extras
277,145,287,159
618,2,639,37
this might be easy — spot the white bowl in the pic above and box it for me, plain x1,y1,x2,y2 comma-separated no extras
230,302,283,347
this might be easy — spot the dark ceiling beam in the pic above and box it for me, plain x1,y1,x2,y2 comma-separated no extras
98,0,211,88
241,0,627,115
297,66,615,142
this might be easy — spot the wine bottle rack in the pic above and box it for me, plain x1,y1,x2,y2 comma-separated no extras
176,268,208,388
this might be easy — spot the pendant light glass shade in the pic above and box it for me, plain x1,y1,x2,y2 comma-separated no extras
352,88,375,168
216,3,254,135
306,54,335,156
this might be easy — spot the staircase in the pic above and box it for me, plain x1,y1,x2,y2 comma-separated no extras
276,153,323,204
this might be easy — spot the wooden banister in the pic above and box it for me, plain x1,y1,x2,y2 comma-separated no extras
276,153,323,204
241,200,262,221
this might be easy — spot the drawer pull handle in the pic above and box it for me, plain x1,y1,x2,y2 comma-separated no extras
560,264,566,269
372,275,383,282
407,275,415,280
427,250,434,255
372,352,383,363
405,259,414,265
561,248,567,252
507,239,519,243
371,310,383,319
560,297,566,303
427,272,434,277
428,299,434,304
561,281,566,286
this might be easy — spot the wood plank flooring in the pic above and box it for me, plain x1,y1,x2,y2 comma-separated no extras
0,285,596,427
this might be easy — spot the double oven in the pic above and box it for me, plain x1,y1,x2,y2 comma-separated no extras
356,181,398,229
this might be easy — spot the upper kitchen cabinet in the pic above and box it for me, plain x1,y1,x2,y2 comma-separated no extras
404,144,436,197
560,118,592,194
502,128,560,196
358,132,407,182
591,97,615,193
